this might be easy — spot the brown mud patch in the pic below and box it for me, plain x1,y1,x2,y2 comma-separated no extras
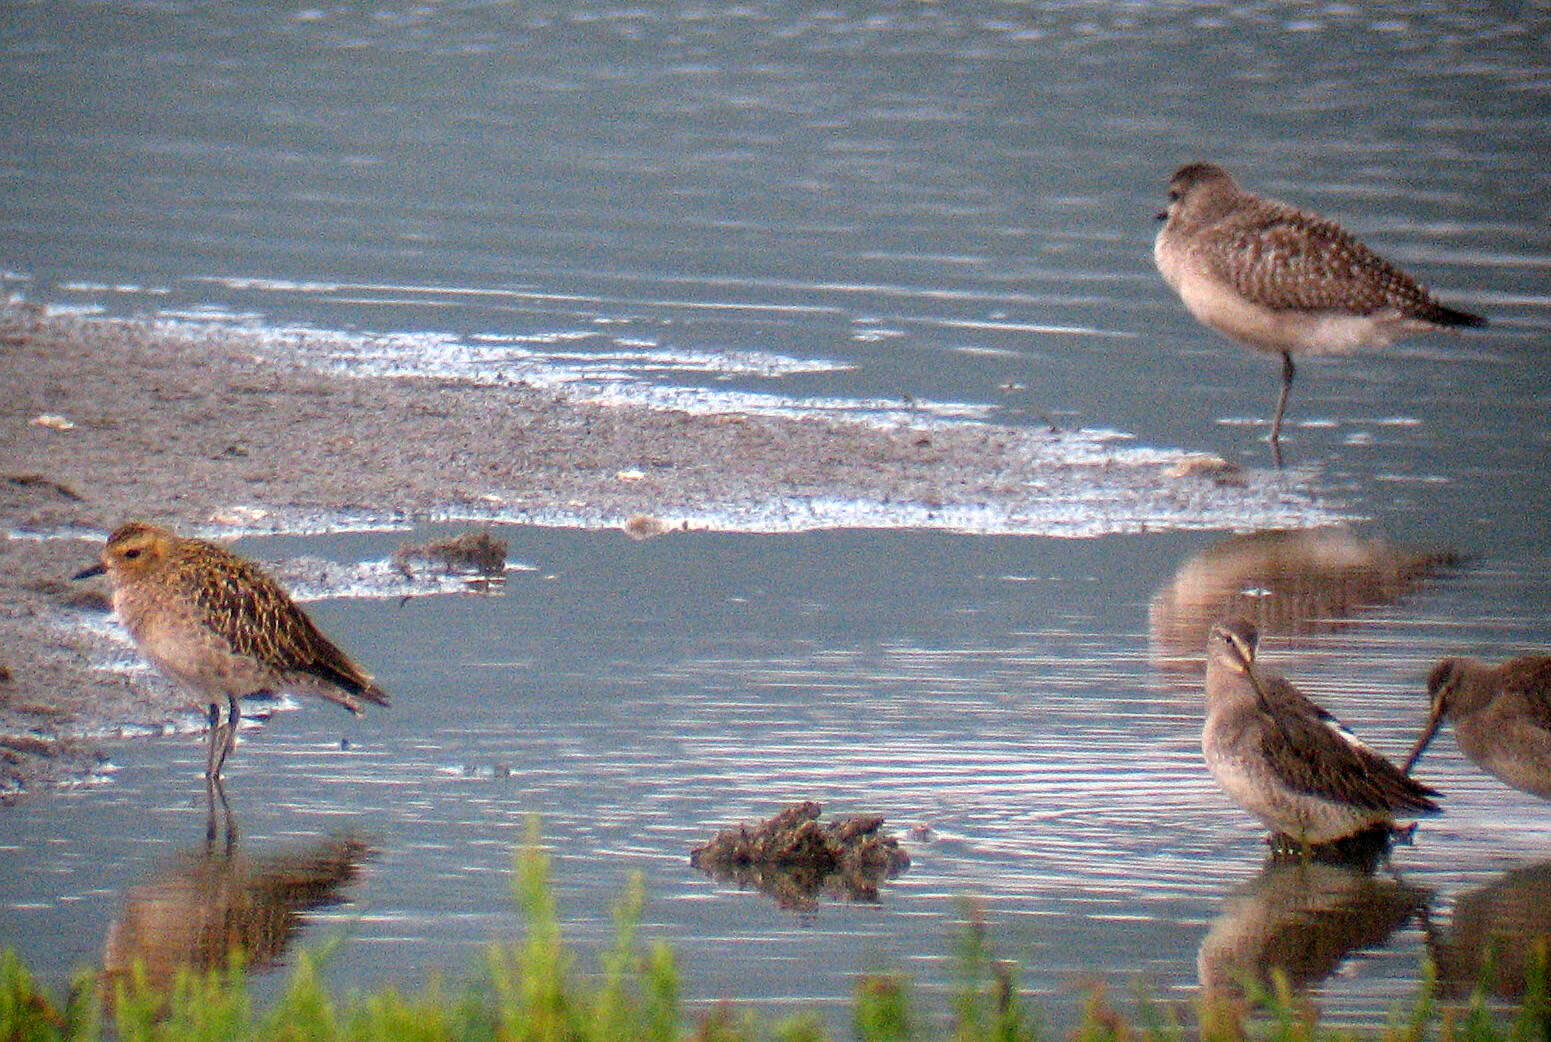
691,801,911,910
392,528,509,579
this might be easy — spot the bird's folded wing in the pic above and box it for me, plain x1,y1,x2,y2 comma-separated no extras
185,557,386,705
1256,688,1439,814
1204,207,1434,317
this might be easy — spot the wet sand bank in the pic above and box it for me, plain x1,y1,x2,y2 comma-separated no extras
0,303,1328,797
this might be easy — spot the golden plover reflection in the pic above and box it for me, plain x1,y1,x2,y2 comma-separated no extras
1404,655,1551,800
1154,162,1485,463
1203,618,1440,851
74,522,387,779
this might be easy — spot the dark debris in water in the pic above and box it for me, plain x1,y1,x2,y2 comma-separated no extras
690,801,911,910
392,528,508,578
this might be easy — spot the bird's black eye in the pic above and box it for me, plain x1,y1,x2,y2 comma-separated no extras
1167,190,1180,202
123,548,142,560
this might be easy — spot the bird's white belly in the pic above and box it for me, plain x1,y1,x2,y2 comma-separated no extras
1175,275,1407,356
1203,748,1287,827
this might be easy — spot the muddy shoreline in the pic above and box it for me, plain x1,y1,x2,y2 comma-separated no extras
0,302,1328,798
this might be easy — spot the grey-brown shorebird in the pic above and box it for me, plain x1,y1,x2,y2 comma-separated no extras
1403,655,1551,800
74,521,388,779
1203,618,1440,849
1154,162,1485,462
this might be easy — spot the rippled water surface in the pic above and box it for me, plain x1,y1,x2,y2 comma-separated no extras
3,0,1550,1031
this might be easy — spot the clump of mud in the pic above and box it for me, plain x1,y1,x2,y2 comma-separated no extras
622,514,686,540
392,529,508,578
690,801,911,910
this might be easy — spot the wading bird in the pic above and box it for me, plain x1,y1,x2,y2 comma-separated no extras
75,521,387,779
1154,163,1484,463
1203,618,1440,850
1404,655,1551,799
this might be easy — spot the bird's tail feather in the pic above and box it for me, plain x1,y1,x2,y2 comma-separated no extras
1431,302,1487,328
302,662,390,712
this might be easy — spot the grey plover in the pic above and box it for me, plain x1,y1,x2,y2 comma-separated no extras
1154,162,1485,461
1403,655,1551,799
74,521,387,779
1203,618,1439,848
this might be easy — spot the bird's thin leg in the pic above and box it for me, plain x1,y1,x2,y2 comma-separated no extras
204,703,222,780
202,773,235,852
221,693,240,775
212,775,235,854
1269,351,1295,466
204,774,220,846
210,694,241,779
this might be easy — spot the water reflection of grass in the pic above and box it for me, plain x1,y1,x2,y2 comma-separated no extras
2,824,1545,1042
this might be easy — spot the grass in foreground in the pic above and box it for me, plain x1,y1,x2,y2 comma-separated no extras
2,824,1548,1042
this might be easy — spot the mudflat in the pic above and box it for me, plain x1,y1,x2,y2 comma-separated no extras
0,302,1290,797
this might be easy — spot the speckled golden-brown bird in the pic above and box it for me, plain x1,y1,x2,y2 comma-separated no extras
1154,163,1485,462
74,521,387,778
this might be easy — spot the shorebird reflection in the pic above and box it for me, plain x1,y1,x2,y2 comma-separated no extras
102,781,370,987
1199,857,1429,1002
1429,861,1551,999
1150,527,1455,677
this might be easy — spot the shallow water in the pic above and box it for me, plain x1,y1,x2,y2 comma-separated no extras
3,0,1550,1031
6,527,1551,1028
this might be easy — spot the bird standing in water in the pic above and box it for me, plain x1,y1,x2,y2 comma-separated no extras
1154,163,1485,464
1404,655,1551,799
1203,618,1440,850
75,521,388,779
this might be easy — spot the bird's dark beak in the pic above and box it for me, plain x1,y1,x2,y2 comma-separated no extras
1224,641,1253,674
1401,707,1443,775
1223,640,1274,711
72,563,105,580
1156,210,1168,221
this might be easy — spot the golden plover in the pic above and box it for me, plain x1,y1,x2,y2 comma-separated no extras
1203,618,1440,849
74,521,388,779
1154,162,1485,462
1403,655,1551,799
